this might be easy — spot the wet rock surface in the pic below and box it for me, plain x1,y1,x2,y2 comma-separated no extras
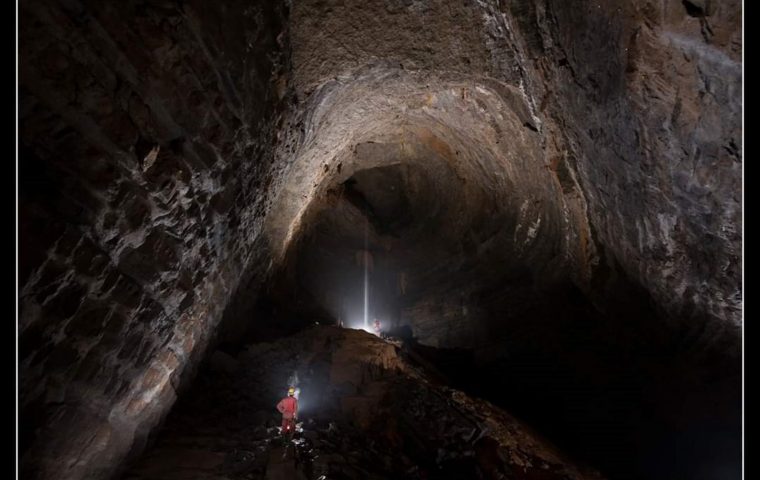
123,327,602,480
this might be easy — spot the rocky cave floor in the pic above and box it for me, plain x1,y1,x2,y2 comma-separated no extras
120,326,604,480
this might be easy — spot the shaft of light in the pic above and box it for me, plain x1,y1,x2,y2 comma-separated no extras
363,218,369,328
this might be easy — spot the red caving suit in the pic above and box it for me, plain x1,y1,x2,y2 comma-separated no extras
276,396,298,432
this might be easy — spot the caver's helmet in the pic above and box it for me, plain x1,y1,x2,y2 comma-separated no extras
288,387,296,396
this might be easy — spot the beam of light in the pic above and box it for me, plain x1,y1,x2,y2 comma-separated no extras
363,217,369,329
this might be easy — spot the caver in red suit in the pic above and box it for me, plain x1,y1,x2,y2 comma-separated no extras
276,388,298,433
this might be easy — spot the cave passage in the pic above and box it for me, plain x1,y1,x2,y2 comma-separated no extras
18,1,741,480
221,138,740,480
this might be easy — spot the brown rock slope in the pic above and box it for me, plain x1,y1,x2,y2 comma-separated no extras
123,326,604,480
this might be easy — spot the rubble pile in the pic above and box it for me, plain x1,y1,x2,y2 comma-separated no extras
123,327,602,480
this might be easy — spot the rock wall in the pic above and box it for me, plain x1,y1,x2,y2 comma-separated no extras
19,1,289,478
529,0,742,326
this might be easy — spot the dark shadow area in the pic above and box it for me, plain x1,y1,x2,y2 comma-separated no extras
400,285,741,480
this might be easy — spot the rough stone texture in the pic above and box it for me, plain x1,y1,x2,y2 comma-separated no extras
264,0,740,341
122,326,605,480
19,1,741,479
19,1,289,478
531,0,742,326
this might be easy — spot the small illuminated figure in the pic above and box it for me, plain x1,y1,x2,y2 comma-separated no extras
276,386,298,435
